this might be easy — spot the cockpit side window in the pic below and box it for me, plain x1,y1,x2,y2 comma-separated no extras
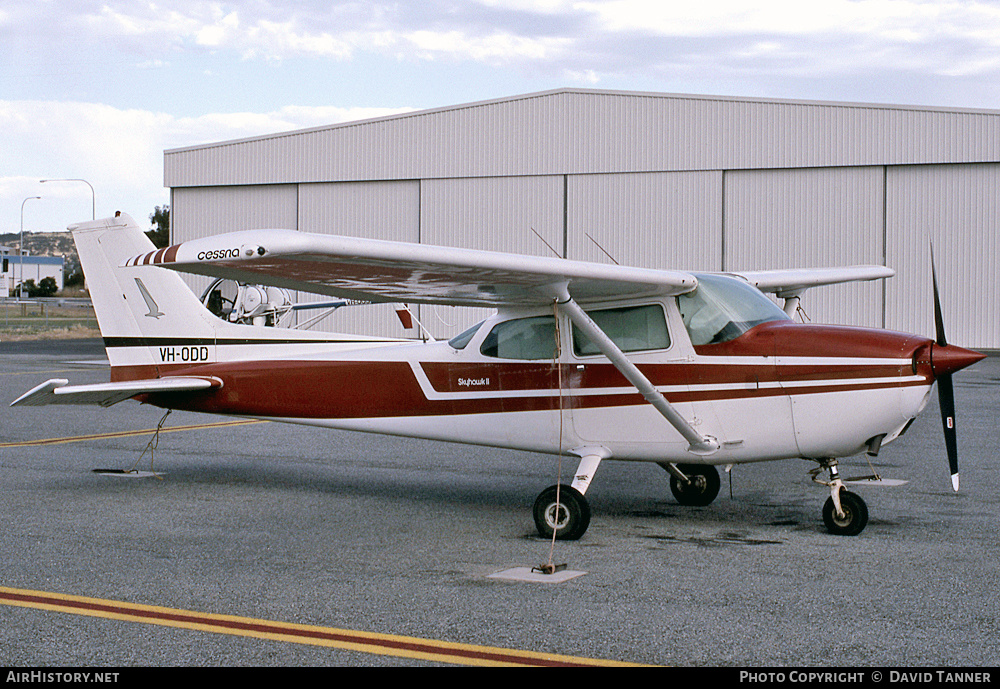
677,273,790,345
480,316,558,360
572,304,670,356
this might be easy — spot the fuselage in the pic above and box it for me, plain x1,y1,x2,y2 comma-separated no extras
118,285,979,466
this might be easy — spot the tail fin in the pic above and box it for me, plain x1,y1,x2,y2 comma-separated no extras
75,213,404,379
73,213,222,372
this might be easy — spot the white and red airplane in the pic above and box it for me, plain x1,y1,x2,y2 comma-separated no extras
12,213,984,540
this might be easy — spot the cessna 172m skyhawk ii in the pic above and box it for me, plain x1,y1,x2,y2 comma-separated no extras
13,213,985,540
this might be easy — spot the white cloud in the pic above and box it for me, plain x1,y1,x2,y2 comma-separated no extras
404,29,571,62
473,0,576,12
85,1,206,43
17,1,1000,88
64,1,576,65
572,0,949,38
195,10,242,49
563,68,601,84
0,99,413,233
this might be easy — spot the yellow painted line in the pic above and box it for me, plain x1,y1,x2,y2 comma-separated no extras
0,586,645,667
0,419,266,448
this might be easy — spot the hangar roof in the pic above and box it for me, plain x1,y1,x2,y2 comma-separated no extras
164,88,1000,188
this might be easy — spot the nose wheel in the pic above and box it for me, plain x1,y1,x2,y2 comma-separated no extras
822,488,869,536
811,459,869,536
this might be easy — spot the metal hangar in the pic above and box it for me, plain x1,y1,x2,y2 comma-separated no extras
163,88,1000,347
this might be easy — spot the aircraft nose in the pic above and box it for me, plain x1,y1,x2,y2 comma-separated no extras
932,343,986,378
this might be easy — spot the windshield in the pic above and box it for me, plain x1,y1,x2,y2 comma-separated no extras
677,273,789,345
448,321,484,350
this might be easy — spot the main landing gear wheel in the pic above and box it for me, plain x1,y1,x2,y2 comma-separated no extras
822,489,869,536
669,464,721,506
533,485,591,541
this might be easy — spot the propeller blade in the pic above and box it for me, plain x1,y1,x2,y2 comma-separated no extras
937,371,960,491
931,245,948,347
930,243,962,491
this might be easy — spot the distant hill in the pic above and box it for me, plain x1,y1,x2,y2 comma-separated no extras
0,231,80,280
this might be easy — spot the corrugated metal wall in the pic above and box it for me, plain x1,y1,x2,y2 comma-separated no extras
171,185,298,238
885,163,1000,348
164,89,1000,346
724,166,886,328
420,176,564,254
299,180,419,241
566,171,722,271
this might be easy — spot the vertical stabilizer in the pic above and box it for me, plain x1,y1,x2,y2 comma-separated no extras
72,213,220,371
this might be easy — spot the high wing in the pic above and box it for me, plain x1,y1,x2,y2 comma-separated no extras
125,230,698,307
11,377,223,408
732,265,895,298
728,265,895,316
129,229,894,308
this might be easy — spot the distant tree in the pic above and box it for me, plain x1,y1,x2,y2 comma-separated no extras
147,205,170,248
37,276,58,297
65,269,85,287
20,277,59,298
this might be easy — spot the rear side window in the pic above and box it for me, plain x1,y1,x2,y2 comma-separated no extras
572,304,670,356
480,316,557,360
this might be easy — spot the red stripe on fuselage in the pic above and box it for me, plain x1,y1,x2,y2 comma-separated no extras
113,321,936,419
125,363,928,420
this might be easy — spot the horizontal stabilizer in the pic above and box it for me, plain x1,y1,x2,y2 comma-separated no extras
11,376,222,408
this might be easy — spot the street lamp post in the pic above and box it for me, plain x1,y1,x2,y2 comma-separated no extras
40,178,95,220
19,196,42,300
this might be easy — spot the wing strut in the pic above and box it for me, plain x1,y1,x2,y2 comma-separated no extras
550,287,719,456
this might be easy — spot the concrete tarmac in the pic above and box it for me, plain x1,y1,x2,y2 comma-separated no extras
1,340,998,667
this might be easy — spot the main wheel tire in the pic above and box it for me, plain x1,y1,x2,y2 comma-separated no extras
533,485,591,541
669,464,721,506
822,489,869,536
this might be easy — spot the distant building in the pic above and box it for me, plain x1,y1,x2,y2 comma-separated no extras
0,247,64,298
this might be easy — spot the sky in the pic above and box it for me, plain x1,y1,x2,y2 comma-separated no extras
5,0,1000,235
